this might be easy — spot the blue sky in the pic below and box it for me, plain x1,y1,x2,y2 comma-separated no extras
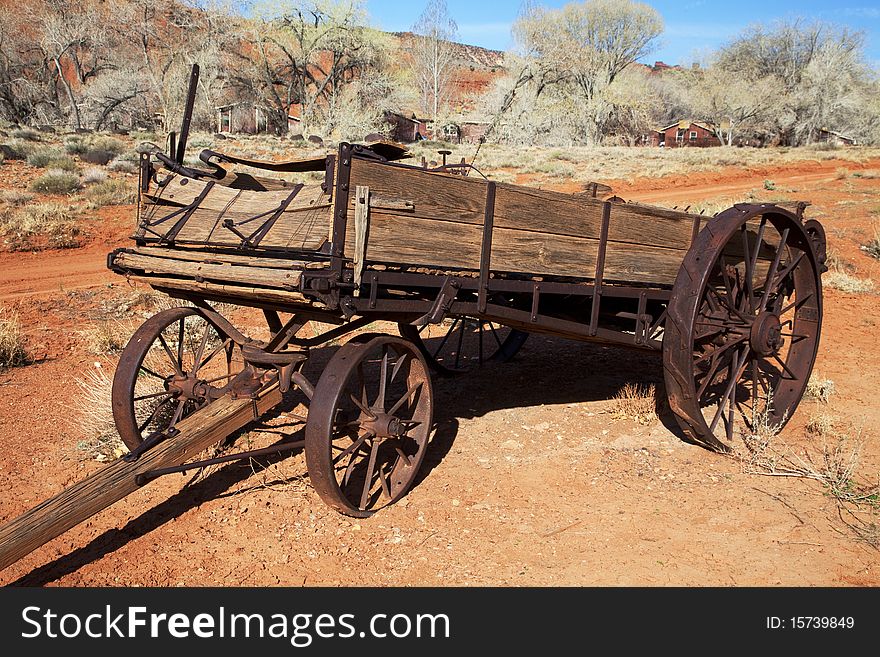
363,0,880,68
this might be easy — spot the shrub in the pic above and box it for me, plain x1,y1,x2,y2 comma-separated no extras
73,365,127,461
0,190,35,206
82,167,108,184
80,149,115,165
609,382,658,425
861,226,880,260
83,178,136,206
26,148,61,167
824,270,875,293
29,169,81,194
805,374,836,402
0,202,83,250
64,136,90,155
0,308,29,368
108,159,138,174
10,128,40,141
763,179,776,190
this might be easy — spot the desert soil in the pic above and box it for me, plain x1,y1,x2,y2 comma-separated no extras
1,153,878,586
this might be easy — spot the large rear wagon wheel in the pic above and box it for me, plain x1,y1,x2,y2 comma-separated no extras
111,307,245,450
663,204,823,452
305,334,433,517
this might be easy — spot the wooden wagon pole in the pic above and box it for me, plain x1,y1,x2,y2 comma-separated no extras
0,383,283,573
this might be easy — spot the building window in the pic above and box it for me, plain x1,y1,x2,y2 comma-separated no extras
690,131,698,140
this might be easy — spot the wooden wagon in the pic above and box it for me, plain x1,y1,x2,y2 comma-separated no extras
90,120,827,519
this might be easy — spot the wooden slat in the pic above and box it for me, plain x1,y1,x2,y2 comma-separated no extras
346,211,685,285
139,204,331,250
130,246,330,270
114,252,305,289
348,158,705,251
131,275,324,308
146,173,328,213
0,384,283,572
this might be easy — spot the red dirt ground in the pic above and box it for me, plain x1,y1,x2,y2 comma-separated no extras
1,155,878,586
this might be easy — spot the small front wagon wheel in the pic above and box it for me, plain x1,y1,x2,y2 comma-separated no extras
112,307,245,450
305,334,434,517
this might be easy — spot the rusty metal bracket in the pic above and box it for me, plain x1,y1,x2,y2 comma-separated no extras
412,276,461,328
300,270,345,308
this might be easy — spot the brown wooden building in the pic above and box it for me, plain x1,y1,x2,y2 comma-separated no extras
651,120,721,148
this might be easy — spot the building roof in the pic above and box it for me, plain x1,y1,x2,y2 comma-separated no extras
658,120,715,133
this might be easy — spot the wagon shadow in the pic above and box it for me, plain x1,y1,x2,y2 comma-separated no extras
9,335,679,586
416,333,685,484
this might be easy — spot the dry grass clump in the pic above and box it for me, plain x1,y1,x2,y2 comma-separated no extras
0,308,29,369
82,166,108,184
805,374,836,402
82,320,134,354
823,270,875,293
10,128,40,141
26,148,77,170
29,169,81,194
0,190,35,206
861,225,880,260
108,158,138,174
82,178,136,206
73,365,127,461
0,201,83,250
739,409,879,548
609,382,658,425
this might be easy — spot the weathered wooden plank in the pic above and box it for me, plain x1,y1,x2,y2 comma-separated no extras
131,275,323,308
352,186,370,296
146,173,328,214
130,246,329,270
0,384,283,572
348,158,705,252
345,212,686,285
139,204,332,250
114,252,305,289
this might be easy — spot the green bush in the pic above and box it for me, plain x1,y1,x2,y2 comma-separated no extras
29,169,81,194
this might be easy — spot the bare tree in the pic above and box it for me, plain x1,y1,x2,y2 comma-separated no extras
231,0,383,134
716,20,869,145
513,0,662,143
409,0,458,120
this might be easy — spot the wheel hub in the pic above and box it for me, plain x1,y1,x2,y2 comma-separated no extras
166,374,208,401
749,311,783,356
363,412,406,438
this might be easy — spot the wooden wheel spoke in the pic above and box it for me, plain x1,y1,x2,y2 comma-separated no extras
779,292,813,316
741,225,755,311
390,352,411,384
349,392,375,419
708,346,751,434
694,334,746,367
771,251,804,291
133,390,173,402
176,319,185,372
137,396,174,433
138,364,167,381
377,460,392,500
771,354,797,380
